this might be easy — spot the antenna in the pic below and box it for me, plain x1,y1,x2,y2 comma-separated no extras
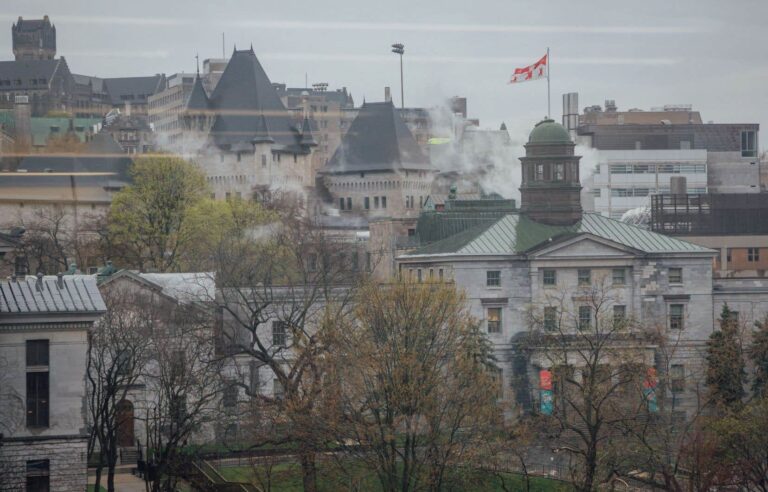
195,52,200,75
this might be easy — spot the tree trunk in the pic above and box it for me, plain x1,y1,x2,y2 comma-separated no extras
94,462,103,492
582,443,598,492
299,448,318,492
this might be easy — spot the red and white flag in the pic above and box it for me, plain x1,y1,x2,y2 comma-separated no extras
509,53,548,84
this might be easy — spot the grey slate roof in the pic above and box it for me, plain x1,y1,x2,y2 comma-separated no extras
404,213,713,258
206,48,310,152
73,74,106,94
323,101,431,174
0,58,68,91
0,274,106,315
185,75,209,111
103,75,165,105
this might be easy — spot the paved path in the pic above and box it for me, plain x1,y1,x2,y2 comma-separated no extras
88,470,147,492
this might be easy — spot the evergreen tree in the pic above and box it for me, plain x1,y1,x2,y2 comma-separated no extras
750,316,768,398
705,303,746,409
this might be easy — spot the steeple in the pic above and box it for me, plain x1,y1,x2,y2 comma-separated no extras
519,118,582,225
299,115,317,147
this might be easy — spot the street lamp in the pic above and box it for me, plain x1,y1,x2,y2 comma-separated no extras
391,43,404,109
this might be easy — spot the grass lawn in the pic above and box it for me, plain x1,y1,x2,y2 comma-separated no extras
217,462,571,492
87,486,107,492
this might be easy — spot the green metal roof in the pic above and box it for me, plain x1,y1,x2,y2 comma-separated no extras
405,213,714,257
30,117,101,146
528,118,572,145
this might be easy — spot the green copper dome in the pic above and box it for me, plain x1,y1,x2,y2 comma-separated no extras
527,118,572,144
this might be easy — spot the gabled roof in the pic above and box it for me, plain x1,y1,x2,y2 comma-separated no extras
0,58,69,91
207,48,305,152
103,74,165,105
0,274,106,317
404,213,714,258
323,101,431,174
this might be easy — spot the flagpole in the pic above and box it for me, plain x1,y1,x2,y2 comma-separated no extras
547,47,551,118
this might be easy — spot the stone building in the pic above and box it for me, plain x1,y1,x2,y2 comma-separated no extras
0,58,75,116
319,100,435,219
12,16,56,61
181,47,318,200
396,119,717,419
0,274,106,491
101,112,155,154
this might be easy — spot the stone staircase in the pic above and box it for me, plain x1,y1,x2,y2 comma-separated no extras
120,447,139,465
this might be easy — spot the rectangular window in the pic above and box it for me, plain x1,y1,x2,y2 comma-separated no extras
487,307,502,334
612,268,626,285
544,306,557,331
346,197,352,210
339,198,345,210
272,321,287,347
249,362,261,395
261,154,267,167
727,248,732,263
543,269,556,286
438,269,444,280
26,340,49,366
417,269,423,283
486,270,501,287
26,459,50,492
578,306,591,330
364,197,370,210
26,372,49,428
223,384,237,408
554,163,565,181
748,248,760,262
671,364,685,392
669,267,683,284
273,379,284,399
374,196,380,209
381,196,387,209
535,164,544,181
578,269,591,286
613,305,627,327
669,304,684,330
741,130,757,158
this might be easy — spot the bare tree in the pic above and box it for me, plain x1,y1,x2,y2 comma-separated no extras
524,279,652,492
214,214,365,492
142,298,223,492
87,288,152,492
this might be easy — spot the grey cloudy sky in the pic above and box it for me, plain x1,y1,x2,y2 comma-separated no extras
2,0,766,147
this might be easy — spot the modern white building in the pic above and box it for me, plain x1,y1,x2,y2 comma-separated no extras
0,274,106,491
590,149,708,219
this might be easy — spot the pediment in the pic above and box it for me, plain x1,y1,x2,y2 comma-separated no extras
528,233,640,259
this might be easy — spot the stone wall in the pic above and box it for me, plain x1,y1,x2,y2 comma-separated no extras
0,437,87,492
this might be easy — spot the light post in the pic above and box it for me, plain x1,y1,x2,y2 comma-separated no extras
391,43,404,108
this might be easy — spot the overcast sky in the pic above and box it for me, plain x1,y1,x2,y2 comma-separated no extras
2,0,766,148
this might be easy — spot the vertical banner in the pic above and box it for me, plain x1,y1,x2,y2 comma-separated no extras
643,367,659,413
540,369,553,415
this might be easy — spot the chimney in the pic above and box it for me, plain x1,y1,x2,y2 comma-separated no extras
35,271,44,292
384,86,391,102
13,95,31,152
57,272,64,288
670,176,687,196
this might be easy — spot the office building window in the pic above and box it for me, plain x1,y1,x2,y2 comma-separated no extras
544,306,557,331
486,270,501,287
612,268,626,285
26,459,50,492
668,268,683,284
364,197,370,210
578,269,591,286
741,130,757,158
748,248,760,262
578,306,591,330
543,269,556,286
272,321,287,347
487,307,502,334
671,364,685,392
669,304,684,330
